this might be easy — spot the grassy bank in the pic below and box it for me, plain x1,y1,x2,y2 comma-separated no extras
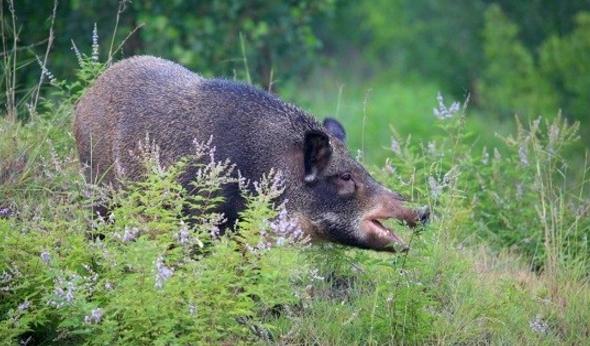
1,59,589,344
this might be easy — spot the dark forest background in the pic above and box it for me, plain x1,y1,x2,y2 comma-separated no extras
4,0,590,127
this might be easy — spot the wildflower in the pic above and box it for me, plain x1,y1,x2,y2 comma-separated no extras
390,137,401,155
84,308,104,325
116,226,140,243
442,167,459,186
91,23,99,61
104,281,113,291
48,275,78,308
356,149,363,162
309,268,325,282
40,252,51,264
427,141,437,156
17,300,30,312
384,158,396,175
253,168,285,200
531,117,542,133
154,256,173,289
433,92,461,119
0,266,20,292
493,148,502,162
236,171,250,191
269,203,309,247
518,143,529,166
191,138,237,186
481,146,489,165
177,221,191,245
71,39,83,66
20,336,32,346
516,183,524,199
0,207,13,218
428,176,442,199
35,56,57,85
209,225,221,238
188,303,197,316
548,123,560,154
575,202,590,218
529,314,548,334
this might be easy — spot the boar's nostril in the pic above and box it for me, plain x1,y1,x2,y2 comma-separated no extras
418,206,430,224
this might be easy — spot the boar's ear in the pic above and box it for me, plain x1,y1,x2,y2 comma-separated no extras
303,130,332,183
323,117,346,143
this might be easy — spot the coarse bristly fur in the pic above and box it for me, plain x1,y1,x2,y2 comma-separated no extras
74,55,428,252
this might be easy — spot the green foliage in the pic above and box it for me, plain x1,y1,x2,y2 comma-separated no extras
0,127,307,344
320,0,590,131
478,4,558,117
343,0,485,96
2,6,590,342
540,12,590,121
4,0,590,134
5,0,335,99
2,54,590,344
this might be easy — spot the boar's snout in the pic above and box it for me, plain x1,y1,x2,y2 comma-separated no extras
359,189,429,252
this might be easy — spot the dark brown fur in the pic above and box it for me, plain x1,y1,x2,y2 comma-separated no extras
75,56,427,252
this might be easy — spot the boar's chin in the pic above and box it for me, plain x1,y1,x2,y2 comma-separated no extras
360,218,409,253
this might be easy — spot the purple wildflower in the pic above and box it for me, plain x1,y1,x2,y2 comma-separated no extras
390,137,401,155
529,314,548,334
519,143,529,166
269,204,309,246
155,256,173,289
0,207,13,218
17,300,30,312
84,308,104,324
433,92,461,119
48,275,78,308
40,252,51,264
177,221,191,245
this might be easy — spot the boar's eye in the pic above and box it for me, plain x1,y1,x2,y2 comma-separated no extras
335,172,356,196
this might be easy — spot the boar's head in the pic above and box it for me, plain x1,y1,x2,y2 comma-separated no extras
289,118,429,253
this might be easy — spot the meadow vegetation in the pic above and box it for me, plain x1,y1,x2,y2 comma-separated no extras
2,1,590,344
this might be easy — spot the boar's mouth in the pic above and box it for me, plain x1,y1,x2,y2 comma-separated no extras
361,215,409,253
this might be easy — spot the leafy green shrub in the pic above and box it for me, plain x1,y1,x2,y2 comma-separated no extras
1,43,589,344
6,0,336,99
478,4,558,118
0,135,313,344
540,12,590,121
380,92,588,270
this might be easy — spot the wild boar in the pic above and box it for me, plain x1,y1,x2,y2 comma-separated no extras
74,56,428,252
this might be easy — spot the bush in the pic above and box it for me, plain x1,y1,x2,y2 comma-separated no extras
540,12,590,121
477,4,558,118
1,51,589,344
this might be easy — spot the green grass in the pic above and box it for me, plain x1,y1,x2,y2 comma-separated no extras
1,62,589,344
282,70,509,165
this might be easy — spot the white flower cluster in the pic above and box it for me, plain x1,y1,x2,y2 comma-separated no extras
91,23,99,61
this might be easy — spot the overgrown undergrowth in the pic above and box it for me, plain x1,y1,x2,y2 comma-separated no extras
1,57,590,344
